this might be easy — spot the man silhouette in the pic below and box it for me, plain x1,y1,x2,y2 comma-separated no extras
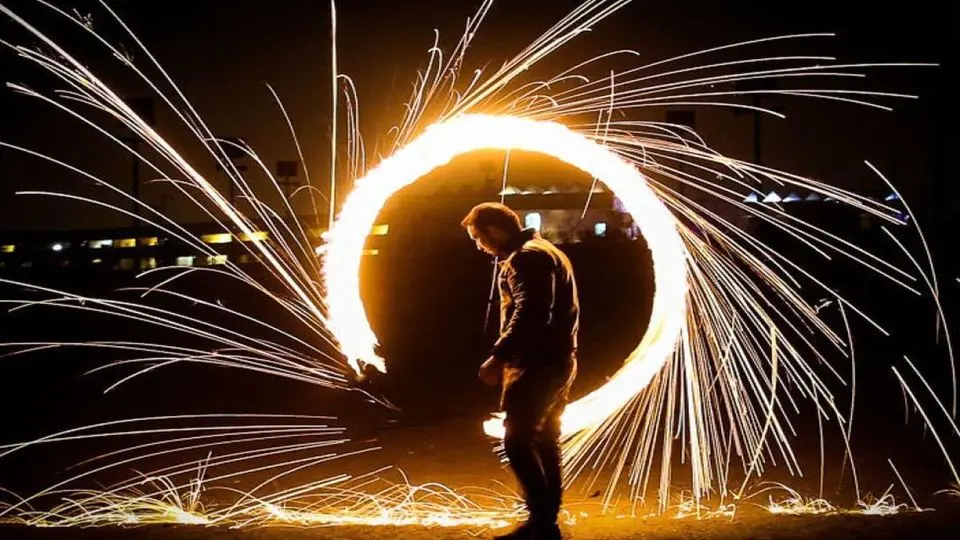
463,202,579,540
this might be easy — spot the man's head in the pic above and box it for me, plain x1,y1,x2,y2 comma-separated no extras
461,202,523,256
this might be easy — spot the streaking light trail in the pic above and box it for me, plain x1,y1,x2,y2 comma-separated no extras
324,114,689,441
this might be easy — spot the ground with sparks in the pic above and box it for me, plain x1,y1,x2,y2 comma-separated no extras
3,413,958,534
4,509,960,539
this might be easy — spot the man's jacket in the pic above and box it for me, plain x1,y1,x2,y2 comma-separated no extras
492,228,579,369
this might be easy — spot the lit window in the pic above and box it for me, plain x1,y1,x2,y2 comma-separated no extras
205,254,228,266
524,212,542,232
140,257,157,270
201,233,232,244
594,222,608,237
238,254,255,264
116,258,135,271
92,258,103,264
362,249,379,256
2,244,16,253
369,224,389,236
139,237,159,247
176,256,195,267
89,239,113,249
115,238,136,248
238,231,268,242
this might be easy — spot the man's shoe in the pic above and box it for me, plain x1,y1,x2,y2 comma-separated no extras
494,522,562,540
533,522,562,540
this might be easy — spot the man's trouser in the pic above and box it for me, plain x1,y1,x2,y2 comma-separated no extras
501,354,577,525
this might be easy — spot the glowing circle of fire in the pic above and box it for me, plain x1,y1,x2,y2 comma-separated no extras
324,114,689,439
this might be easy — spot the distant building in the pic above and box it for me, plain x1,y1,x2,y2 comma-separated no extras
0,221,348,274
0,187,627,274
1,166,900,275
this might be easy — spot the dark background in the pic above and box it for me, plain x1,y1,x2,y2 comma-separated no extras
1,0,957,229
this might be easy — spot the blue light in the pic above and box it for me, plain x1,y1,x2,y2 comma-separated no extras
762,191,782,203
524,212,542,231
783,193,802,203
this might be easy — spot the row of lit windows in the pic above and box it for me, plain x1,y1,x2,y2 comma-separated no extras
0,249,381,272
523,212,608,237
173,250,380,267
744,191,901,204
199,232,266,244
1,238,156,254
89,237,149,249
499,185,606,196
0,224,389,255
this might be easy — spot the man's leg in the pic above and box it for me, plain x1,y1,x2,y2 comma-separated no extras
536,356,575,528
498,364,572,539
535,412,563,525
503,415,549,523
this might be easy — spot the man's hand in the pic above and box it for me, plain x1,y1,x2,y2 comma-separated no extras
478,356,505,386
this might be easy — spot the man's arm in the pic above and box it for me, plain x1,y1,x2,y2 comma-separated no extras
490,250,555,365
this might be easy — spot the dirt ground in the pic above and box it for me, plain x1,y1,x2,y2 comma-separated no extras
3,509,960,540
3,416,960,540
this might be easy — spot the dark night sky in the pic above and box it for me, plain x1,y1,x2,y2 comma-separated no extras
0,0,956,231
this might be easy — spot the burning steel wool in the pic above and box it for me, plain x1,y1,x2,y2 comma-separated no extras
0,0,956,530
